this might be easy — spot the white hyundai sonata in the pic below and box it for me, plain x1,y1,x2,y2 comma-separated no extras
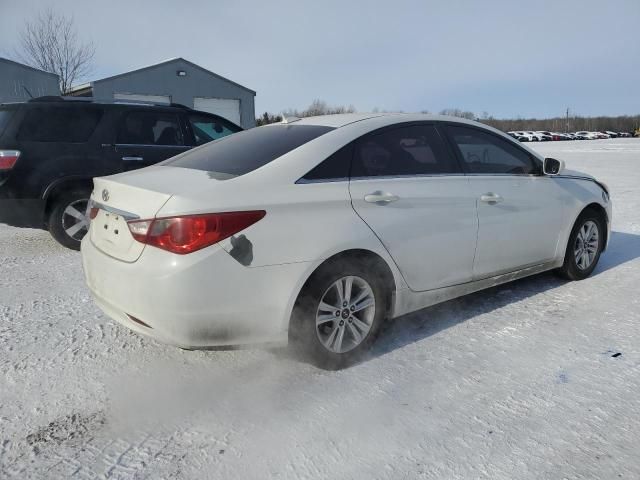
81,113,611,369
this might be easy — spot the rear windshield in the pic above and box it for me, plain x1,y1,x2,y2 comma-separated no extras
0,106,17,136
17,106,103,143
163,124,334,176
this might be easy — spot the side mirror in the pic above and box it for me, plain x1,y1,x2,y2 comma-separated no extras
543,157,565,175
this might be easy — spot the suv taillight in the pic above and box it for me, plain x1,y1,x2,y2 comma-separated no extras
127,211,266,254
0,150,20,170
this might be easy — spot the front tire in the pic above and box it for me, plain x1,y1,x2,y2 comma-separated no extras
290,257,390,370
555,210,604,280
48,191,91,250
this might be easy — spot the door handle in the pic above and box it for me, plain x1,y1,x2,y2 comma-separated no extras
479,192,503,204
122,156,144,162
364,191,400,204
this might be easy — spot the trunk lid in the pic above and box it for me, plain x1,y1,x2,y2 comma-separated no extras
89,166,217,262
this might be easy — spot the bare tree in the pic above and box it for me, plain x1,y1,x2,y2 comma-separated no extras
16,9,95,94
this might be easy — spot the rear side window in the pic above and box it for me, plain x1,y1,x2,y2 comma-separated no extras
118,111,184,146
0,107,17,136
188,114,240,146
447,125,540,174
301,144,353,181
17,107,103,143
351,124,460,178
164,124,334,177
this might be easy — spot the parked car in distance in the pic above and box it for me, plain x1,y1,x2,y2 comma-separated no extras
507,131,532,142
535,131,554,141
81,113,611,369
575,131,598,140
604,131,618,138
618,132,632,138
0,96,242,249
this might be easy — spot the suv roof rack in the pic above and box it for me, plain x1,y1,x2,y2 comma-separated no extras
29,96,93,103
27,96,192,109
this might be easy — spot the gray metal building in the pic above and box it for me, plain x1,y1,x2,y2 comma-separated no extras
70,58,256,128
0,58,59,103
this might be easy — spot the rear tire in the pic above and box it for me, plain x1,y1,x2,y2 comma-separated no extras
48,190,91,250
289,257,390,370
554,209,604,280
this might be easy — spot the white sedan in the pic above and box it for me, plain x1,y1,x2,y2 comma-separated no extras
81,113,611,369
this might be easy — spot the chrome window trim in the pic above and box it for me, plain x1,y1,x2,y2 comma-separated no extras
295,172,548,184
463,173,545,178
296,177,349,184
349,173,467,181
115,143,189,149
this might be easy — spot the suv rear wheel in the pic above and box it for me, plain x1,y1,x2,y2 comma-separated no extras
48,190,91,250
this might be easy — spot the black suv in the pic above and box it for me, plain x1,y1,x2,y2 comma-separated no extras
0,97,241,249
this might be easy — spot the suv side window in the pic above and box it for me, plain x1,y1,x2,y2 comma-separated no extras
17,107,103,143
118,111,184,146
188,114,239,145
446,125,540,175
351,125,460,178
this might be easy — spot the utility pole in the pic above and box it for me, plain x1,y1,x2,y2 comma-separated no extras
566,107,570,133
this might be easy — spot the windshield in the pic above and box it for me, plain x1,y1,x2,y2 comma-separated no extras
163,124,334,177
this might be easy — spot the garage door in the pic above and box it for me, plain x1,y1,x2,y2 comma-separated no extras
114,93,171,105
193,97,241,125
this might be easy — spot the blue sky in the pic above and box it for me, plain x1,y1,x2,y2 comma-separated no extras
1,0,638,118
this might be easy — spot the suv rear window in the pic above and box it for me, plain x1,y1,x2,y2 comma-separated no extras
164,124,334,176
17,106,103,143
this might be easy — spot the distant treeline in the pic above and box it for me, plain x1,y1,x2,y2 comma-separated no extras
256,100,640,133
256,99,355,126
481,115,640,133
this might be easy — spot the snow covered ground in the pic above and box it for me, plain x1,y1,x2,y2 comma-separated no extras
1,139,639,479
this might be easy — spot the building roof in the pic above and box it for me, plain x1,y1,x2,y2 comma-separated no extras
70,57,255,95
0,57,59,78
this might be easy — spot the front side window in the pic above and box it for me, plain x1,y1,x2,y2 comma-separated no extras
118,111,184,146
17,107,103,143
351,125,460,178
188,114,239,145
446,125,540,175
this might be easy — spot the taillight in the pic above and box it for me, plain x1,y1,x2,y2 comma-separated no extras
127,211,266,254
0,150,20,170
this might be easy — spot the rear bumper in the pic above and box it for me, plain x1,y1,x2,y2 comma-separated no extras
81,233,312,348
0,198,45,228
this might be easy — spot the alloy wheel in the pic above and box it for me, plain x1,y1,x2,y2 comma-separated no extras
61,199,90,241
574,220,599,270
315,275,376,354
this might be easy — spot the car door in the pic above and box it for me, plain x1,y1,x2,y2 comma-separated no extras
115,109,190,171
349,123,478,292
443,124,566,279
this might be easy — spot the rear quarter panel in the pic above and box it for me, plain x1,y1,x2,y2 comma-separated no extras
157,178,409,319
